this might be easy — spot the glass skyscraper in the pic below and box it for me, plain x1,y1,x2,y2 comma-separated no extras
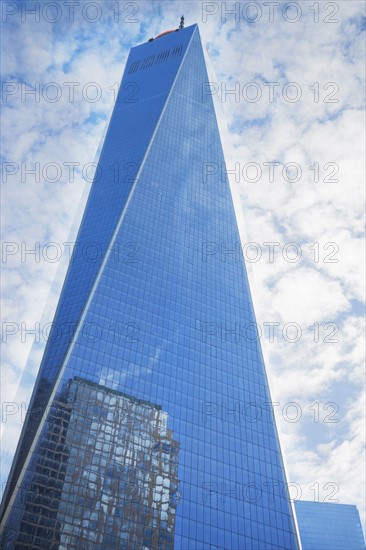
295,501,366,550
0,23,300,549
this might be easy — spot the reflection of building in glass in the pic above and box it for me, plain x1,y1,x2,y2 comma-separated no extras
295,501,366,550
4,378,179,549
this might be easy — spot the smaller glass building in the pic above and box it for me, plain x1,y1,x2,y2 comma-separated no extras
295,501,366,550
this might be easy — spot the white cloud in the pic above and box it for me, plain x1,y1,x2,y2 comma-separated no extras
271,267,350,323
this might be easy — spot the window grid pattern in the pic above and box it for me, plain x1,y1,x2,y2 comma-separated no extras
1,25,300,550
295,501,366,550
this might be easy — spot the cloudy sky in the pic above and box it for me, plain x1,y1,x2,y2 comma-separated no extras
1,0,365,537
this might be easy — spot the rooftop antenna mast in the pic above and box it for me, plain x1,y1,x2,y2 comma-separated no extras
179,15,184,29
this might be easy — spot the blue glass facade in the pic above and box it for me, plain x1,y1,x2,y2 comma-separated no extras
0,25,300,549
295,501,366,549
